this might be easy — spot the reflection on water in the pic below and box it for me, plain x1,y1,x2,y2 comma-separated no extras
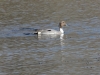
36,34,64,40
0,0,100,75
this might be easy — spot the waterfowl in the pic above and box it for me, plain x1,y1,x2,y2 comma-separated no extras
34,21,67,35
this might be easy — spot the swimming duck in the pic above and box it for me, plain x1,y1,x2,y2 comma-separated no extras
34,21,67,35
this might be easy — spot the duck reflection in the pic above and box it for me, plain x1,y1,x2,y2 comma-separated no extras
36,34,64,40
36,33,65,49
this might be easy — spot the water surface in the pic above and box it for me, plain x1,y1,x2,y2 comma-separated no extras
0,0,100,75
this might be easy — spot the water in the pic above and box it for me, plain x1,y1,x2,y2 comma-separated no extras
0,0,100,75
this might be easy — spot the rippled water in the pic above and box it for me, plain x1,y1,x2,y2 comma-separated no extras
0,0,100,75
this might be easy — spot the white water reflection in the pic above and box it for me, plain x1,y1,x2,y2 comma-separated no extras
37,34,65,47
37,34,60,39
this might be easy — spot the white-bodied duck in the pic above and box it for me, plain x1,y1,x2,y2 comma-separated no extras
34,21,67,35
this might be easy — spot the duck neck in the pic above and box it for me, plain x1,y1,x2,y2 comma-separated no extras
60,28,64,34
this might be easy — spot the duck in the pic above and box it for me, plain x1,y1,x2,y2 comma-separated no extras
34,21,67,35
